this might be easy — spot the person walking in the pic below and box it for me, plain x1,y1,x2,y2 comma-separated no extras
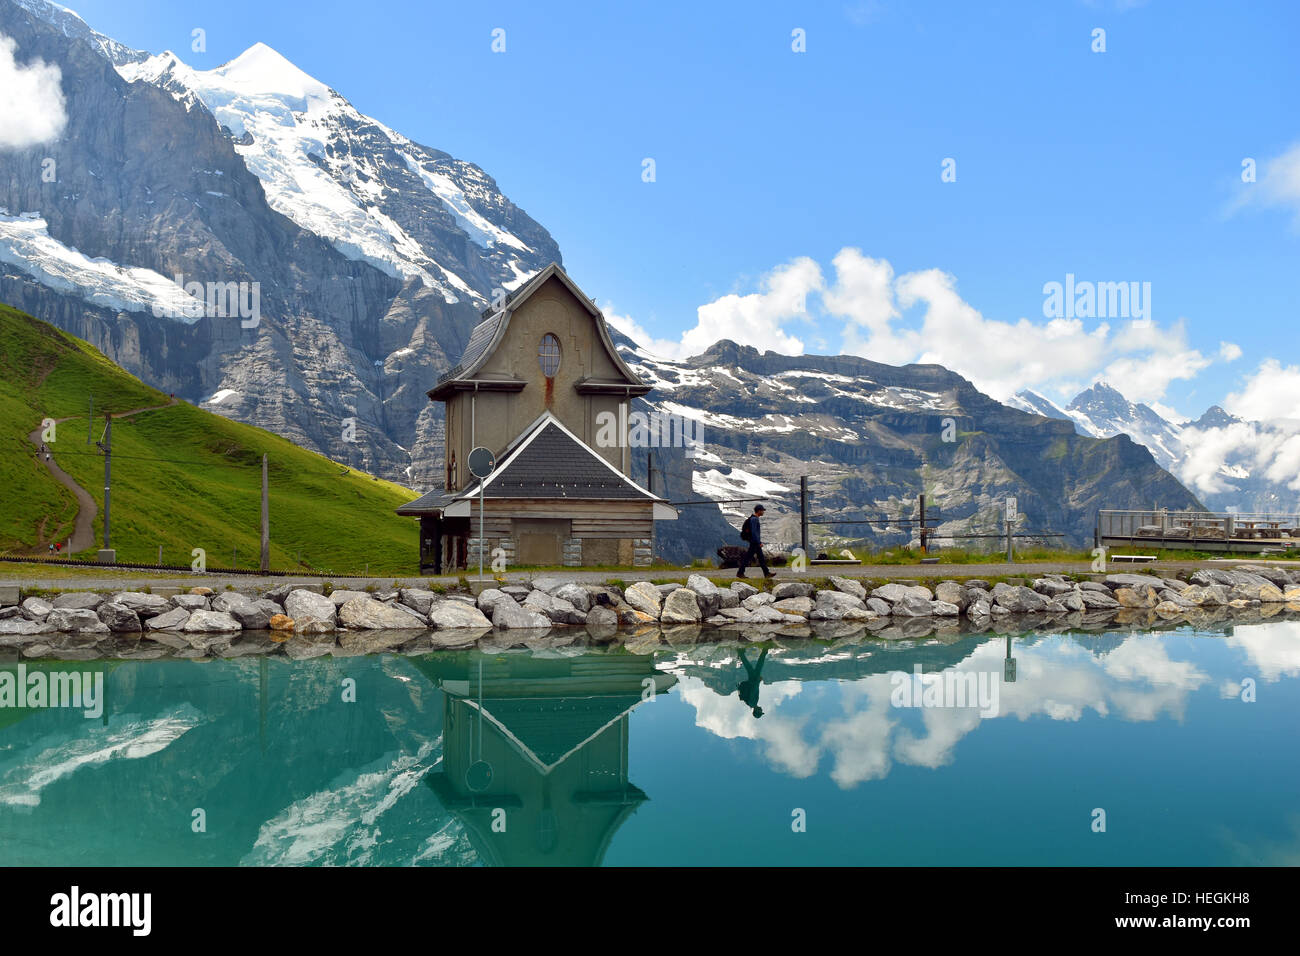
736,504,775,578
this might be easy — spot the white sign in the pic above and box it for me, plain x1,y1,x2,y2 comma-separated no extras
1005,496,1018,522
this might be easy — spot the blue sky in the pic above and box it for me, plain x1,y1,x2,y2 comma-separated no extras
67,0,1300,420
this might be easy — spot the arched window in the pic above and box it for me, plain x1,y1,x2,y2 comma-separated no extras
539,333,562,377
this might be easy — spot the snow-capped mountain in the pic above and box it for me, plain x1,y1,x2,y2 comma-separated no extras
115,43,551,301
0,0,557,487
1006,383,1300,514
615,337,1200,550
0,0,1212,557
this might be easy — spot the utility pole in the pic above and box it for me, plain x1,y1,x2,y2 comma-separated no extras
96,415,114,563
260,453,270,572
918,493,927,554
800,476,809,559
1005,496,1017,563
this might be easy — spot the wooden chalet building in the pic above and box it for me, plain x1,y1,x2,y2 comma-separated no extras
397,263,677,572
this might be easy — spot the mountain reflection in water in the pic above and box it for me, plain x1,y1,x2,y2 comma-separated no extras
0,618,1296,866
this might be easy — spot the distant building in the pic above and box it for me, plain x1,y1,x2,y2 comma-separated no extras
397,263,676,572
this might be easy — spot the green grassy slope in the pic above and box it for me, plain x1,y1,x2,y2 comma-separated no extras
0,303,418,574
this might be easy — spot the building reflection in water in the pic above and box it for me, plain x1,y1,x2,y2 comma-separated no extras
412,651,675,867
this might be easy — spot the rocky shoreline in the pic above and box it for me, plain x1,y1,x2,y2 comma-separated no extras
1,566,1297,661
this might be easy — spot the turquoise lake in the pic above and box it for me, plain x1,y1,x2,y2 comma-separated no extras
1,620,1297,866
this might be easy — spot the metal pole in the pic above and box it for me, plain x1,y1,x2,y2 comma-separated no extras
157,545,162,566
1006,518,1014,563
103,416,111,550
87,394,93,444
260,453,270,572
919,493,926,553
478,482,485,581
800,476,809,558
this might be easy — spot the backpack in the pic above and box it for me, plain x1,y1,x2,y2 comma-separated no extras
740,518,752,542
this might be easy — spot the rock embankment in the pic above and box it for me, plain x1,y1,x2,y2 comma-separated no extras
0,566,1297,660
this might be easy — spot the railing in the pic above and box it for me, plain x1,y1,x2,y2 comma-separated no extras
1098,509,1299,543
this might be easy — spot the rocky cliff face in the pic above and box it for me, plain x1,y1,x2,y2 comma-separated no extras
620,338,1203,550
0,0,557,488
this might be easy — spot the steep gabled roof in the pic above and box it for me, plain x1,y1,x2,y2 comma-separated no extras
430,263,647,397
466,411,657,500
395,411,679,516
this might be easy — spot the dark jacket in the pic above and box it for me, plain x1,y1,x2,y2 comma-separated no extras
744,515,762,546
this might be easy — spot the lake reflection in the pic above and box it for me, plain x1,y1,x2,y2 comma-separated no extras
1,619,1297,866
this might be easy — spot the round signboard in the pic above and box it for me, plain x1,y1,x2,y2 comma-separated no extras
466,759,493,792
468,446,495,479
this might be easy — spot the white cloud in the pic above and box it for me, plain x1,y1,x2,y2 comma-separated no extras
1219,341,1242,362
0,34,67,149
1246,142,1300,224
612,248,1225,406
1225,359,1300,422
603,304,690,361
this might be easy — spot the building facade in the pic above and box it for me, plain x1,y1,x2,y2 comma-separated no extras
397,263,676,572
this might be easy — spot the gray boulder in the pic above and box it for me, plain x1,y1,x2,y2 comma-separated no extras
327,589,371,608
399,588,440,615
145,607,191,630
829,576,867,600
97,602,142,633
551,584,591,613
934,581,967,609
731,582,759,600
994,587,1049,613
492,599,552,630
20,597,52,621
523,589,584,625
476,588,512,613
428,601,492,629
229,599,280,630
623,582,663,618
772,596,814,617
1080,589,1122,609
866,597,893,616
110,591,173,616
52,592,103,610
584,605,619,641
172,594,209,611
772,581,814,600
661,588,703,624
811,590,867,620
872,583,933,603
892,595,935,617
1033,578,1075,597
338,596,427,629
1104,573,1167,590
0,619,56,644
1060,590,1086,612
182,610,242,632
47,608,110,633
284,590,337,630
